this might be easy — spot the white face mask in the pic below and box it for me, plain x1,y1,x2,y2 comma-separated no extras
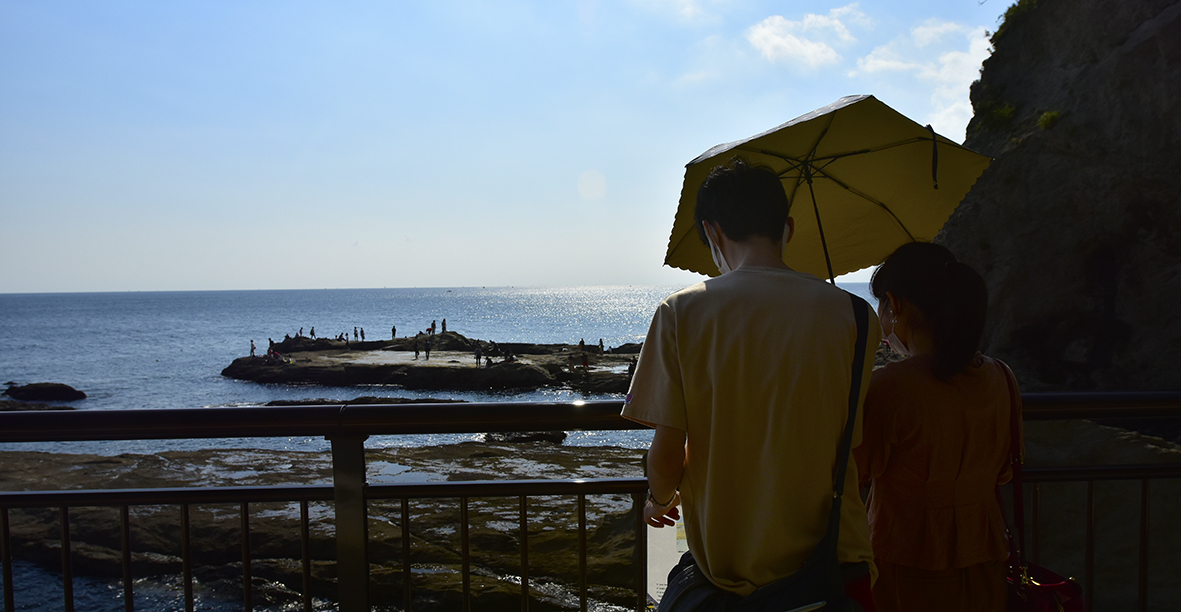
704,224,731,275
885,331,911,357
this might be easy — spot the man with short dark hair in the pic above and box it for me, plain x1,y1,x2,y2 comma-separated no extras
623,157,879,607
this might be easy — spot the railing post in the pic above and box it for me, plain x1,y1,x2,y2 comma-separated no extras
330,435,370,612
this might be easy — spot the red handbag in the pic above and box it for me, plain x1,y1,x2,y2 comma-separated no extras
1000,364,1086,612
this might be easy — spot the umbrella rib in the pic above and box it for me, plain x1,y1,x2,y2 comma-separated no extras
765,155,919,243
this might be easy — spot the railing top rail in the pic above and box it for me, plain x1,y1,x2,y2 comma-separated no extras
0,478,649,507
0,400,640,443
1,392,1179,443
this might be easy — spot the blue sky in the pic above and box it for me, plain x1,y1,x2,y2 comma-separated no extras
1,1,1008,293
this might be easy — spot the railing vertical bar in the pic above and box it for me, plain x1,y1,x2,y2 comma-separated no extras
519,495,529,612
60,507,73,612
329,435,370,612
300,500,312,612
633,491,646,612
401,498,411,612
181,504,193,612
1032,484,1040,564
1139,479,1149,612
241,502,252,612
120,505,133,612
578,494,587,612
2,508,14,612
1085,481,1095,607
461,496,470,612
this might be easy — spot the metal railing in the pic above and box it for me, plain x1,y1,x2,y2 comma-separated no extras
1,393,1180,612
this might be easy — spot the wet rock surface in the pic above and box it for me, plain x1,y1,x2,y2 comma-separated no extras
3,382,86,402
0,442,647,611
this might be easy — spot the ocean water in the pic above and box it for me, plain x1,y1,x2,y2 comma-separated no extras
0,283,873,453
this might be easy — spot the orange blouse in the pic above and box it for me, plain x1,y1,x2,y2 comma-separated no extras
854,354,1020,570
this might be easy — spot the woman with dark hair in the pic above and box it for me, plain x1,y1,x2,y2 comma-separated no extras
854,242,1020,612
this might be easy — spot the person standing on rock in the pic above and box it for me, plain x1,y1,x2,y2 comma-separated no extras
354,327,358,341
442,318,447,333
474,346,482,366
360,328,365,341
310,327,315,339
622,157,878,609
425,338,431,360
250,340,256,357
430,320,436,335
392,325,396,339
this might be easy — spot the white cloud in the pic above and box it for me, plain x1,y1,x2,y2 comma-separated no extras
911,20,961,48
850,24,991,138
746,4,869,69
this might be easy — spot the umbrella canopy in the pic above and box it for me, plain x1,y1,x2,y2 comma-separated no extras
665,95,991,281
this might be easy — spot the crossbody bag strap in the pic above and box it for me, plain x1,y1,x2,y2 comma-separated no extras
998,361,1026,558
833,293,871,499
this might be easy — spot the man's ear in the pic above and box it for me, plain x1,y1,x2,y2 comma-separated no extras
783,217,795,244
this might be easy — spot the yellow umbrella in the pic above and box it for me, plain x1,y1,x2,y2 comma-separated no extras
666,95,991,281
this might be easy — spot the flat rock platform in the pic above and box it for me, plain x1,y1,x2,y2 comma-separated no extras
222,332,639,394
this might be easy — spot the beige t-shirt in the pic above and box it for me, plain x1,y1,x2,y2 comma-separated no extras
622,266,879,596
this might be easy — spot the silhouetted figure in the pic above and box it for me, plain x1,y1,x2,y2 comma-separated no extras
310,327,315,338
392,325,396,339
250,340,256,357
599,338,604,352
354,327,359,341
360,328,365,341
442,318,447,333
579,339,585,351
430,320,436,335
474,346,482,366
299,327,304,337
424,339,431,360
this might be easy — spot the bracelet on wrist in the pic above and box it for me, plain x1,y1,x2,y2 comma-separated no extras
647,489,676,507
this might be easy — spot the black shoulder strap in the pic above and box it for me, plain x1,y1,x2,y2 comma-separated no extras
833,293,871,497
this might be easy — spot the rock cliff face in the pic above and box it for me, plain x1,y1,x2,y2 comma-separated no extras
937,0,1181,391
